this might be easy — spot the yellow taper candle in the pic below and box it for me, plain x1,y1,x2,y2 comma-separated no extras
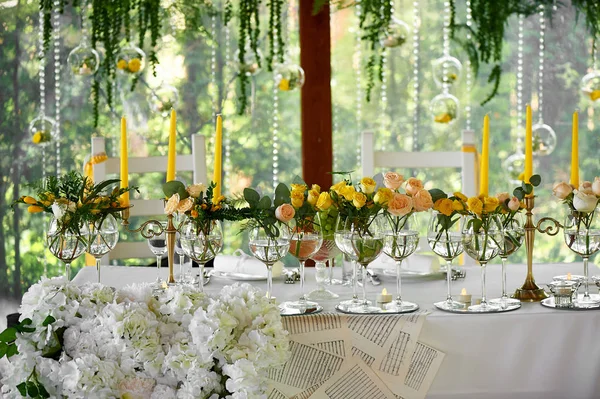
479,114,490,196
570,110,579,187
524,104,533,185
120,117,129,206
166,109,177,182
213,114,223,199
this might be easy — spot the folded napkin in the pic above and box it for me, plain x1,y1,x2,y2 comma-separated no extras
214,249,284,277
368,253,440,273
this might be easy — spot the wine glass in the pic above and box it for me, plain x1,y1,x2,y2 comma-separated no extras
175,232,189,284
147,222,167,288
180,220,223,292
383,213,419,312
563,210,600,307
462,214,503,312
306,240,340,300
428,211,464,311
87,214,119,283
490,213,524,308
334,215,361,308
248,225,290,301
345,215,385,313
280,216,324,312
47,217,89,281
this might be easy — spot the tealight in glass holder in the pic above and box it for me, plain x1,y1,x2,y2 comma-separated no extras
547,281,581,308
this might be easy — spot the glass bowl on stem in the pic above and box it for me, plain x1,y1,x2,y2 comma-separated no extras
87,214,119,283
334,215,362,309
146,222,167,289
47,217,90,281
180,220,223,292
306,239,340,300
428,211,465,311
248,225,290,302
490,213,524,308
382,213,420,313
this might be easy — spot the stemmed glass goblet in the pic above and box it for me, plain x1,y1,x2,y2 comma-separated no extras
306,240,340,300
87,214,119,283
428,211,464,311
490,213,524,307
175,232,189,284
47,217,90,281
334,216,361,308
147,222,167,288
383,213,420,312
249,226,290,302
180,220,223,292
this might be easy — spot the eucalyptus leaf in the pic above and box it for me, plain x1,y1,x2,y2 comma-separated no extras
429,189,448,203
0,327,17,343
258,196,272,210
274,183,290,207
513,187,525,200
243,188,260,206
163,181,189,200
530,174,541,186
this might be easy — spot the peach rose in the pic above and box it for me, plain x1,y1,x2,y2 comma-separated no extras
187,183,207,198
275,203,295,222
580,181,593,195
508,197,521,211
405,178,424,196
383,172,404,190
496,192,510,204
387,193,413,216
552,182,573,200
593,177,600,196
413,189,434,211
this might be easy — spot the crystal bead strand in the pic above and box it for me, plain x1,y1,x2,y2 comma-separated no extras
223,20,232,194
38,9,47,180
53,1,62,174
442,0,450,94
211,13,218,115
537,5,545,124
412,0,420,153
378,1,390,151
272,22,280,191
354,3,363,169
465,0,472,131
331,6,339,172
516,14,524,153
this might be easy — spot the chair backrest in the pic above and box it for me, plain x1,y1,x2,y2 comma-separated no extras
91,134,208,263
361,130,477,197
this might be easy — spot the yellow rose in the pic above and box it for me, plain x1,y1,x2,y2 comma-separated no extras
413,189,434,211
316,192,333,210
330,181,347,194
279,78,290,91
23,196,37,205
311,184,321,193
466,196,483,215
32,132,42,144
307,189,319,206
483,196,500,212
434,198,454,216
360,177,377,194
291,184,307,193
453,192,468,202
27,205,44,213
352,192,367,209
291,190,304,208
405,178,424,196
341,185,356,201
127,58,141,73
452,200,464,212
117,59,128,70
374,187,393,206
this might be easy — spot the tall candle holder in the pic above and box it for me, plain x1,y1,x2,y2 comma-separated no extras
121,207,179,285
512,196,562,301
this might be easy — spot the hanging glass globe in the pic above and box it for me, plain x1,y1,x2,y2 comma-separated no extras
430,93,459,125
67,44,100,77
380,17,410,48
503,152,525,185
580,70,600,102
432,55,463,88
531,122,557,156
148,83,179,117
116,43,146,76
29,114,57,147
274,63,305,91
233,47,262,76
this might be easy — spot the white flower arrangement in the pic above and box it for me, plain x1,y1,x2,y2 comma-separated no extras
0,278,289,398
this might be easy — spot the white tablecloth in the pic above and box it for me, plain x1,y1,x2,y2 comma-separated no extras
73,262,600,399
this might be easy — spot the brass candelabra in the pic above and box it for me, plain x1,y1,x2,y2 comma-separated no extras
512,196,563,302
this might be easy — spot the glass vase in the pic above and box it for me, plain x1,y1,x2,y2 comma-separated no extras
249,226,290,302
490,213,524,308
47,217,89,281
87,214,119,283
180,220,223,292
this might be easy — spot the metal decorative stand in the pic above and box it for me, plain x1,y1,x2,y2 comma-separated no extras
121,207,178,285
512,196,562,302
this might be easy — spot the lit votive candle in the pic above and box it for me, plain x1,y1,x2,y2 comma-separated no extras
547,280,580,308
553,273,585,283
456,288,472,307
377,288,393,308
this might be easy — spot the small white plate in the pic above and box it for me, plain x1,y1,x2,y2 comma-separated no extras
209,270,267,281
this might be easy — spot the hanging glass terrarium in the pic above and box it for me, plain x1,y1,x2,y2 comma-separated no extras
67,44,100,77
531,122,557,156
503,152,526,185
149,83,179,117
432,56,462,88
380,17,410,49
274,64,305,91
116,43,146,76
29,114,57,147
431,93,459,125
580,70,600,102
233,47,262,76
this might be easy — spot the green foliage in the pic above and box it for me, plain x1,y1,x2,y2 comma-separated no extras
513,174,542,200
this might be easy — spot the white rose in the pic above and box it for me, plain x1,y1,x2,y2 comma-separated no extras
51,202,65,219
579,181,594,195
592,177,600,196
572,190,598,213
187,183,207,198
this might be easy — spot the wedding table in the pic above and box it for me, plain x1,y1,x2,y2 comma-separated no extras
73,262,600,399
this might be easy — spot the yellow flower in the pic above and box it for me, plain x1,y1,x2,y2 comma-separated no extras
291,184,307,193
279,78,290,91
466,197,483,215
452,200,464,212
27,205,44,213
330,181,347,194
311,184,321,193
360,177,377,194
434,198,454,216
32,132,42,144
213,195,225,205
316,192,333,210
341,185,356,201
353,192,367,209
23,196,37,205
374,187,393,206
127,58,141,73
590,90,600,101
434,113,453,124
190,209,199,218
307,189,319,206
483,196,500,212
291,190,304,208
453,192,468,202
117,59,128,70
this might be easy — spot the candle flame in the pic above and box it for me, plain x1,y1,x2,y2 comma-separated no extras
461,288,467,295
382,288,388,295
567,272,572,280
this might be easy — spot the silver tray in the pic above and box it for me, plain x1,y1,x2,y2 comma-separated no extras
541,296,600,310
434,300,521,314
335,303,420,315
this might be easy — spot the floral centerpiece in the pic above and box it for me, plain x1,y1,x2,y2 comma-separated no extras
0,278,289,398
379,173,434,233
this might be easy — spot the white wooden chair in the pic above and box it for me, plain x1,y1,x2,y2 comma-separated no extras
91,134,208,264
